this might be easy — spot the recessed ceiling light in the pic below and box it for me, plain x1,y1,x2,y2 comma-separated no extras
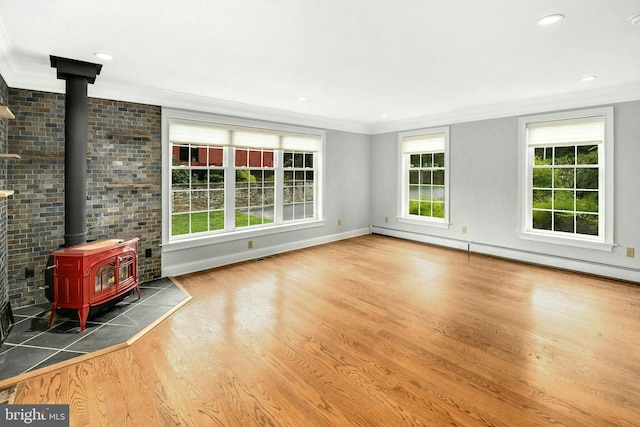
537,14,564,26
381,114,389,118
94,52,114,61
580,75,597,82
297,95,308,101
630,14,640,26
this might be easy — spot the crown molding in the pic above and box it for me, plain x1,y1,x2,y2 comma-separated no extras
95,83,373,135
2,54,373,135
370,82,640,134
2,37,639,137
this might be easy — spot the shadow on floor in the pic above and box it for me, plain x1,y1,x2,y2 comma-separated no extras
0,278,189,382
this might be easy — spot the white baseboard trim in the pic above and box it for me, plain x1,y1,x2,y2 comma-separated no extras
369,225,470,251
162,227,370,277
470,242,639,284
370,226,639,284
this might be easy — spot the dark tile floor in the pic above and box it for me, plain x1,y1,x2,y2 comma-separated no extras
0,278,189,382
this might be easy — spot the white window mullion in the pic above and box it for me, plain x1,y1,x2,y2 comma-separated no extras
188,154,193,234
598,140,606,238
274,150,284,224
312,152,319,220
402,154,409,218
224,146,235,231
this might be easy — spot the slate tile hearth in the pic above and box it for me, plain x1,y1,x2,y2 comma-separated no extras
0,278,189,382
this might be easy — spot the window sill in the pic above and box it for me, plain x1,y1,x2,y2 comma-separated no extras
518,231,615,252
397,216,451,229
163,219,326,252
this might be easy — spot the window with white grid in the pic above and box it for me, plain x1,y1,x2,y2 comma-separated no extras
398,127,450,226
167,116,323,239
518,107,614,250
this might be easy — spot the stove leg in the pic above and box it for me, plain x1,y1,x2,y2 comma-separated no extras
78,307,89,331
48,303,57,329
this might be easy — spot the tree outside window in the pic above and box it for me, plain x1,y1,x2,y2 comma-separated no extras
519,107,614,251
398,127,450,227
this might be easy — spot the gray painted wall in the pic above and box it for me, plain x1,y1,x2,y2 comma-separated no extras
370,101,640,280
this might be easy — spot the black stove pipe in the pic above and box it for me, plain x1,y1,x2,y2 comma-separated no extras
50,56,102,247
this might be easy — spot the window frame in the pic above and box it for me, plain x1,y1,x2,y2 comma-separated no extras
518,107,614,251
162,108,326,249
397,126,451,228
170,144,227,235
232,148,277,230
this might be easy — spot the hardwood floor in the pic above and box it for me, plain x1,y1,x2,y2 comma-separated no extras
7,234,640,426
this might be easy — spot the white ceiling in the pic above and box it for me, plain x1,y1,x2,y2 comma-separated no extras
1,0,639,134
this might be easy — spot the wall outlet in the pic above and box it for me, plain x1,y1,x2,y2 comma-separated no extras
626,247,635,258
462,226,467,234
145,248,152,258
248,240,253,249
25,266,34,278
338,219,342,226
385,216,389,223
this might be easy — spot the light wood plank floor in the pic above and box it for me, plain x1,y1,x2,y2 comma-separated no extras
8,234,640,426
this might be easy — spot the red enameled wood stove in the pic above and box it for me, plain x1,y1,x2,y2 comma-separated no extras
44,58,141,332
48,237,140,331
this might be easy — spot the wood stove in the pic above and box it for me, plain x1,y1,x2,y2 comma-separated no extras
48,238,140,331
43,57,142,332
